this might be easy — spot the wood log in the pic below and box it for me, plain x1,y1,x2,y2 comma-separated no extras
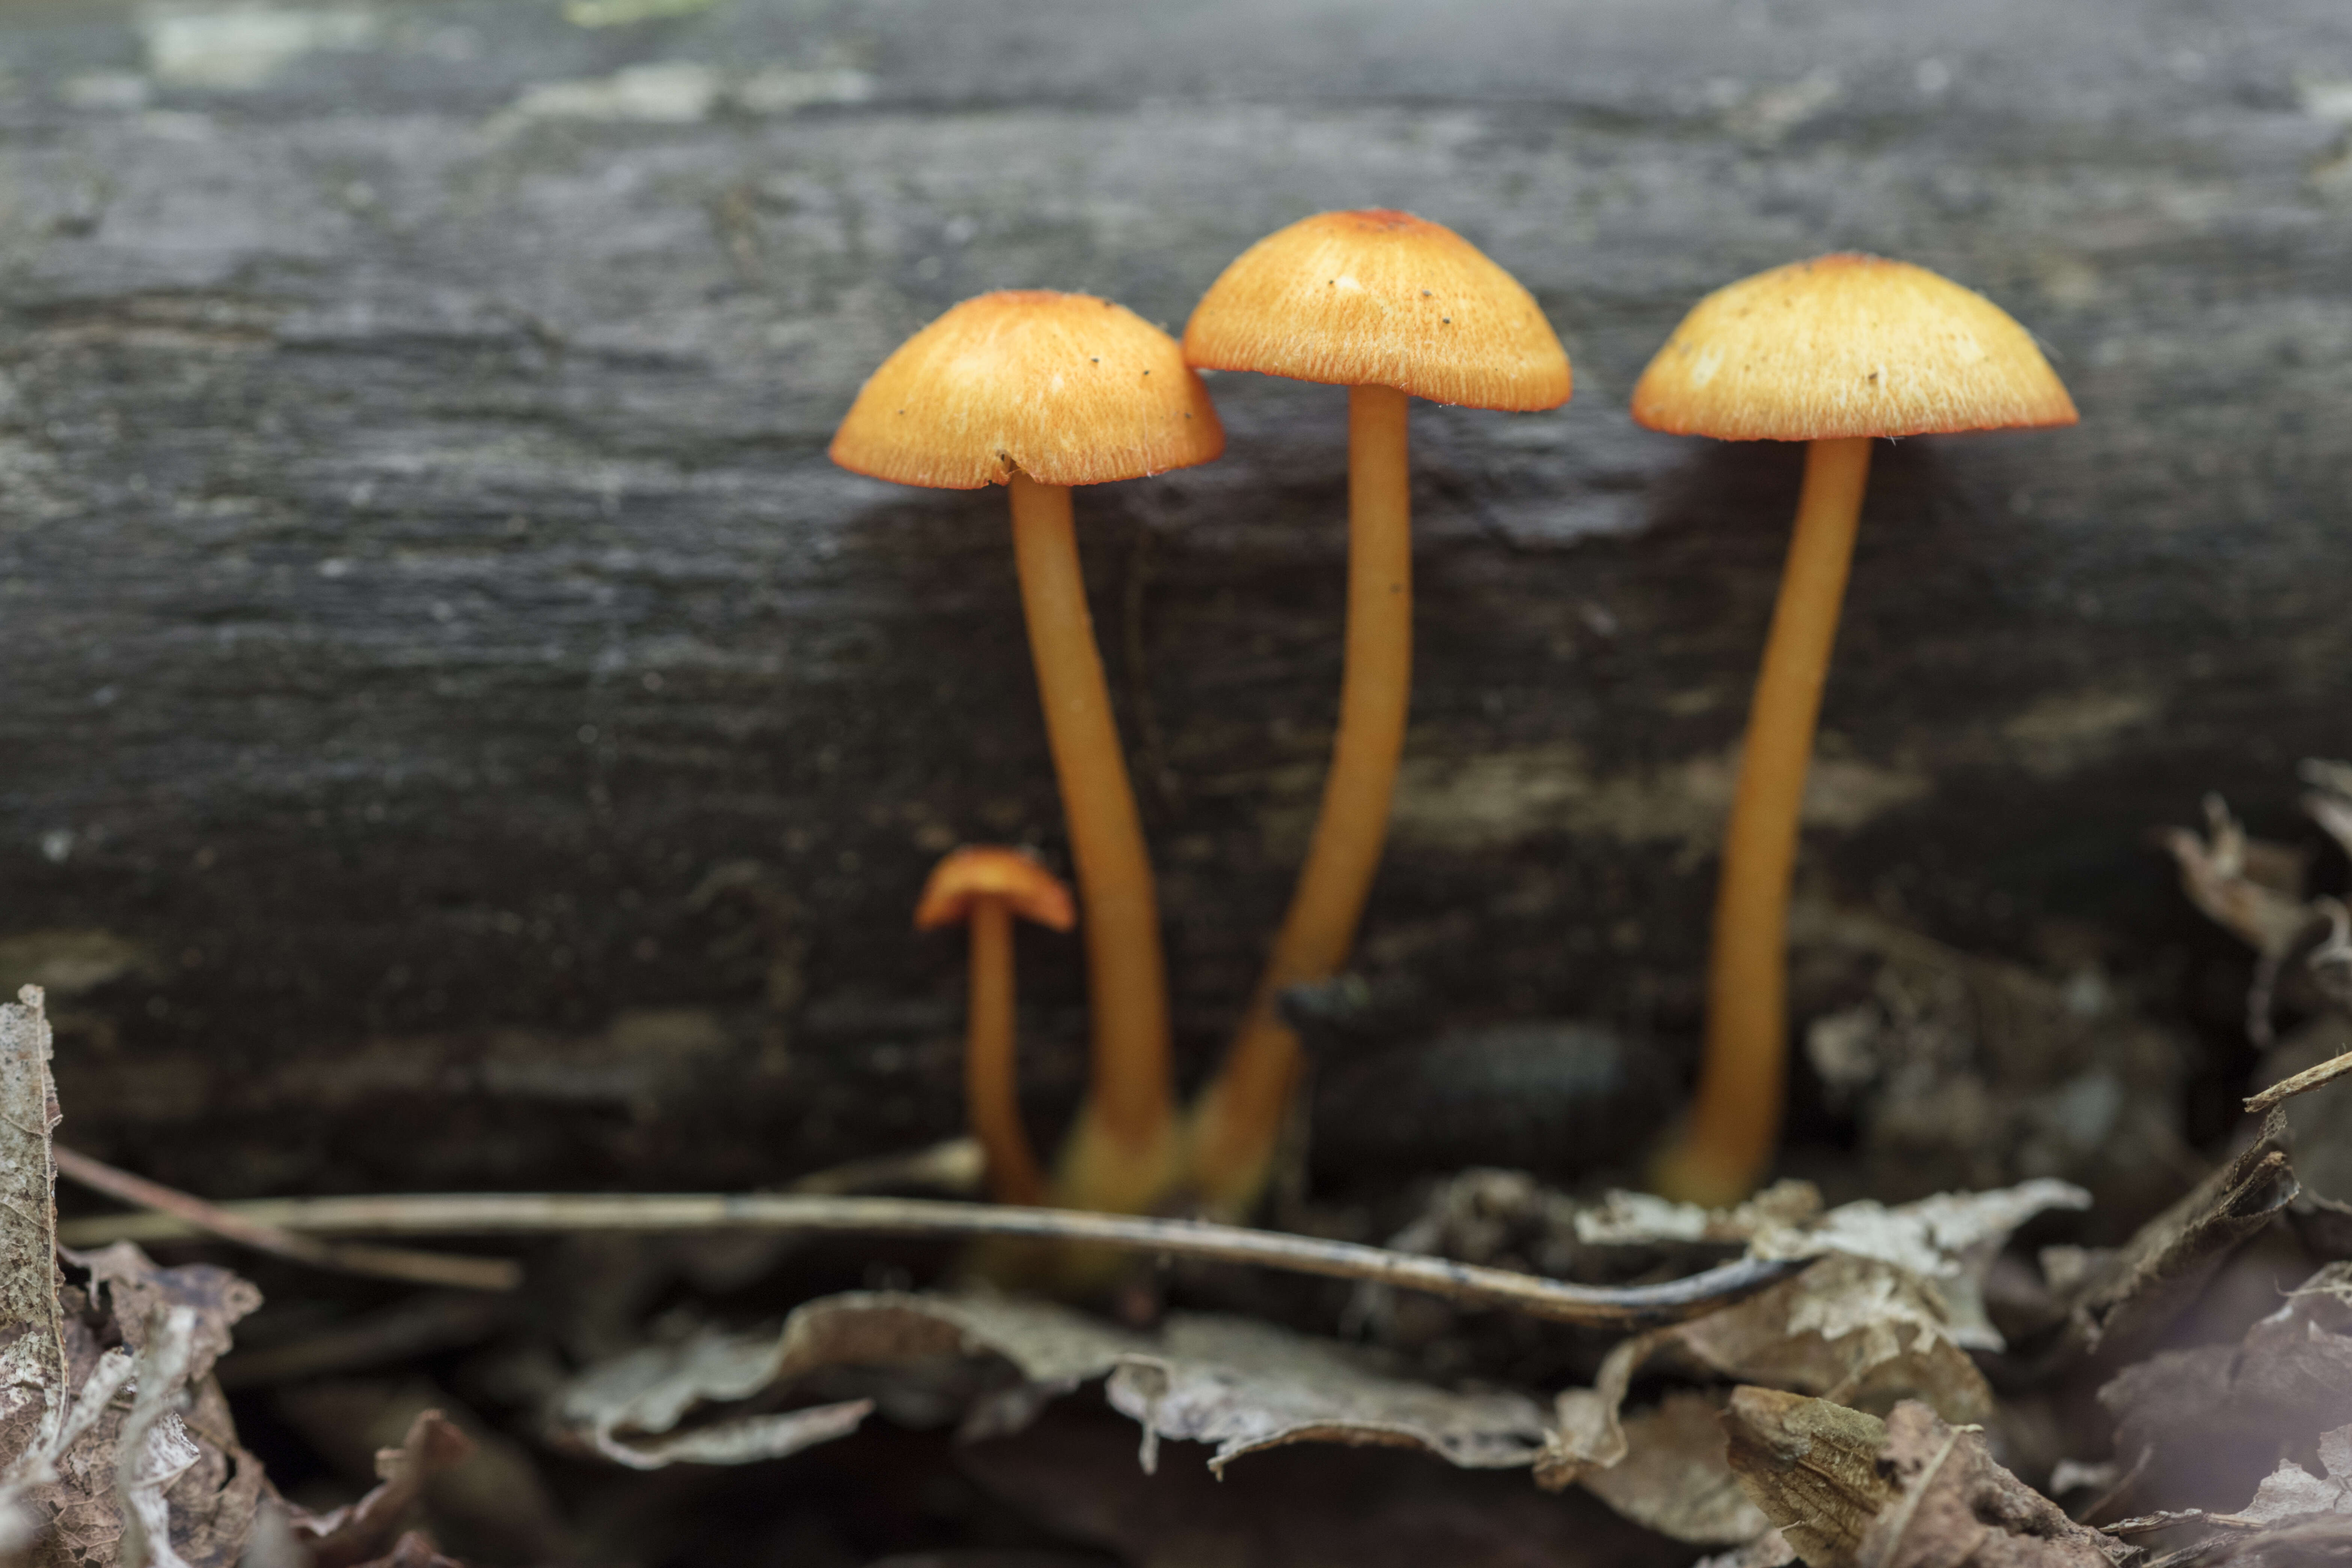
3,0,2347,1194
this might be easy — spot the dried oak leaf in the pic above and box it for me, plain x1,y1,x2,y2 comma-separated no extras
2100,1263,2352,1515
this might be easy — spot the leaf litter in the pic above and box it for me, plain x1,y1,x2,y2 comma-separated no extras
540,1290,1553,1479
9,763,2352,1567
0,988,482,1568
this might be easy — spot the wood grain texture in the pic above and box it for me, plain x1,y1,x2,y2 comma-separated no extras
3,0,2350,1194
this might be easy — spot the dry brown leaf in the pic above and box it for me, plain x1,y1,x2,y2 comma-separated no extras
544,1291,1147,1468
1581,1181,2089,1352
1721,1387,1900,1568
1724,1391,2116,1568
287,1411,476,1568
1852,1402,2117,1568
1539,1254,1993,1495
1584,1389,1772,1545
2164,796,2315,958
1576,1182,1830,1250
41,1259,270,1568
2100,1263,2352,1516
2166,776,2352,1031
2221,1425,2352,1527
546,1328,877,1468
115,1307,201,1568
0,989,271,1568
1101,1313,1550,1477
65,1247,259,1394
546,1291,1557,1484
2061,1109,2300,1364
2130,1424,2352,1568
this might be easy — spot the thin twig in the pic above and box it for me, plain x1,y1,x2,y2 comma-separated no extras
52,1147,522,1294
2103,1510,2213,1538
2243,1046,2352,1114
54,1190,1806,1329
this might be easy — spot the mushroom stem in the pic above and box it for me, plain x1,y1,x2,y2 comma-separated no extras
1654,434,1874,1206
1007,473,1181,1212
965,897,1047,1206
1192,383,1413,1214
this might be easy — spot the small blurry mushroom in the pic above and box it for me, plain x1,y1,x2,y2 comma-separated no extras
1632,255,2076,1205
833,291,1222,1217
916,846,1076,1206
1181,210,1571,1216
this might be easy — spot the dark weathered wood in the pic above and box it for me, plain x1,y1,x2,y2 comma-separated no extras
3,0,2350,1194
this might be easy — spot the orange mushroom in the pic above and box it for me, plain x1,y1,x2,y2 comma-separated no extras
916,846,1076,1206
834,291,1223,1217
1181,211,1570,1215
1632,254,2077,1205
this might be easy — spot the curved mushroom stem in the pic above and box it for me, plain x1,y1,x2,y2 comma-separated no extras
1191,383,1413,1216
1007,473,1182,1215
965,897,1048,1206
1653,434,1874,1206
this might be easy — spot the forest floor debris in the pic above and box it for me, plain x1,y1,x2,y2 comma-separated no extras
6,766,2349,1567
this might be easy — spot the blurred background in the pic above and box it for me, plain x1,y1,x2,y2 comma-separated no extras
2,0,2350,1207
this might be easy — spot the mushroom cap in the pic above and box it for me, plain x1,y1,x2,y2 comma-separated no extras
831,291,1225,490
914,846,1077,932
1182,210,1571,411
1631,254,2079,441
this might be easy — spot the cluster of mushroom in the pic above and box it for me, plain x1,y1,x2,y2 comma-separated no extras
834,216,2076,1236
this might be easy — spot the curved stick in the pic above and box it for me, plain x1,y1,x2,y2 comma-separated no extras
52,1146,520,1292
56,1189,1804,1330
